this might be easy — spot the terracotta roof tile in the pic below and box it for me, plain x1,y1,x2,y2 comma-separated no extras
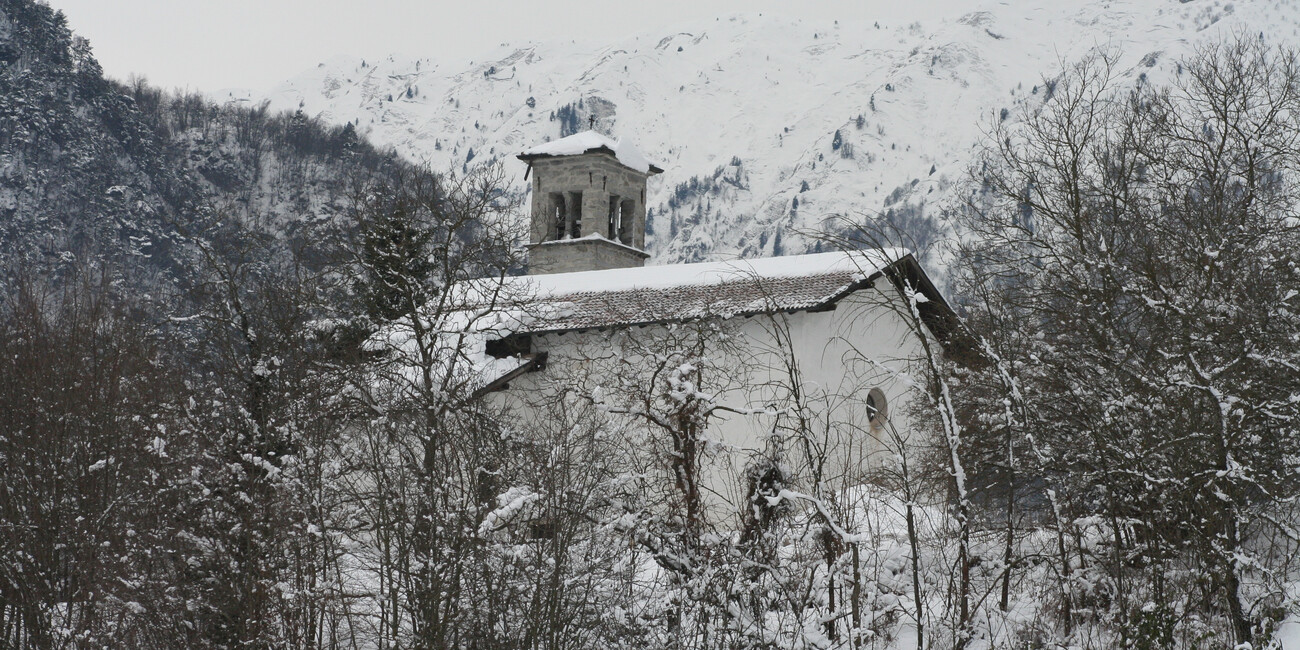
518,267,866,333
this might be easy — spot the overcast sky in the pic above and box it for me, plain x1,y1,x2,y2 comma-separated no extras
45,0,958,92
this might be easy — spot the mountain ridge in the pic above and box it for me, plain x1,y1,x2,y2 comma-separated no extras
234,0,1300,270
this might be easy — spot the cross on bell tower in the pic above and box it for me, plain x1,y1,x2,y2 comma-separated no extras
518,131,663,275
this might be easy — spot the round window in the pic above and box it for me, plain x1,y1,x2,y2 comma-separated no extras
866,388,888,427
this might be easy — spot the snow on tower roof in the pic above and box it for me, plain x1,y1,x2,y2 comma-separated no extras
519,131,662,174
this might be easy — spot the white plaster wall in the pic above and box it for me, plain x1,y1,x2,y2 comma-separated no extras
491,276,931,527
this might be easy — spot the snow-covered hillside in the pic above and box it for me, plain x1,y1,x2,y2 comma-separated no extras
231,0,1300,267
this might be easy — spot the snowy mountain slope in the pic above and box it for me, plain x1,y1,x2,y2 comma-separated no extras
0,0,410,296
234,0,1300,268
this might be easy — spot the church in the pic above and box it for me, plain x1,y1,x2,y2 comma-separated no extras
466,130,964,524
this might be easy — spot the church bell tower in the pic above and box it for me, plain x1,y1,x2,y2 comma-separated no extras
518,131,662,275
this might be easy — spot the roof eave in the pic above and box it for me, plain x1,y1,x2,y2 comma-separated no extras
471,352,549,399
879,254,983,367
504,253,977,363
526,237,651,259
516,148,663,175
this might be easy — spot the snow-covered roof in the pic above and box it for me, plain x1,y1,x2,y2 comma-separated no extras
490,248,912,334
383,248,966,400
519,131,662,174
364,306,541,403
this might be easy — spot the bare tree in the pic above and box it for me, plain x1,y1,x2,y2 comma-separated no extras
953,38,1300,647
335,162,529,649
0,268,188,648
